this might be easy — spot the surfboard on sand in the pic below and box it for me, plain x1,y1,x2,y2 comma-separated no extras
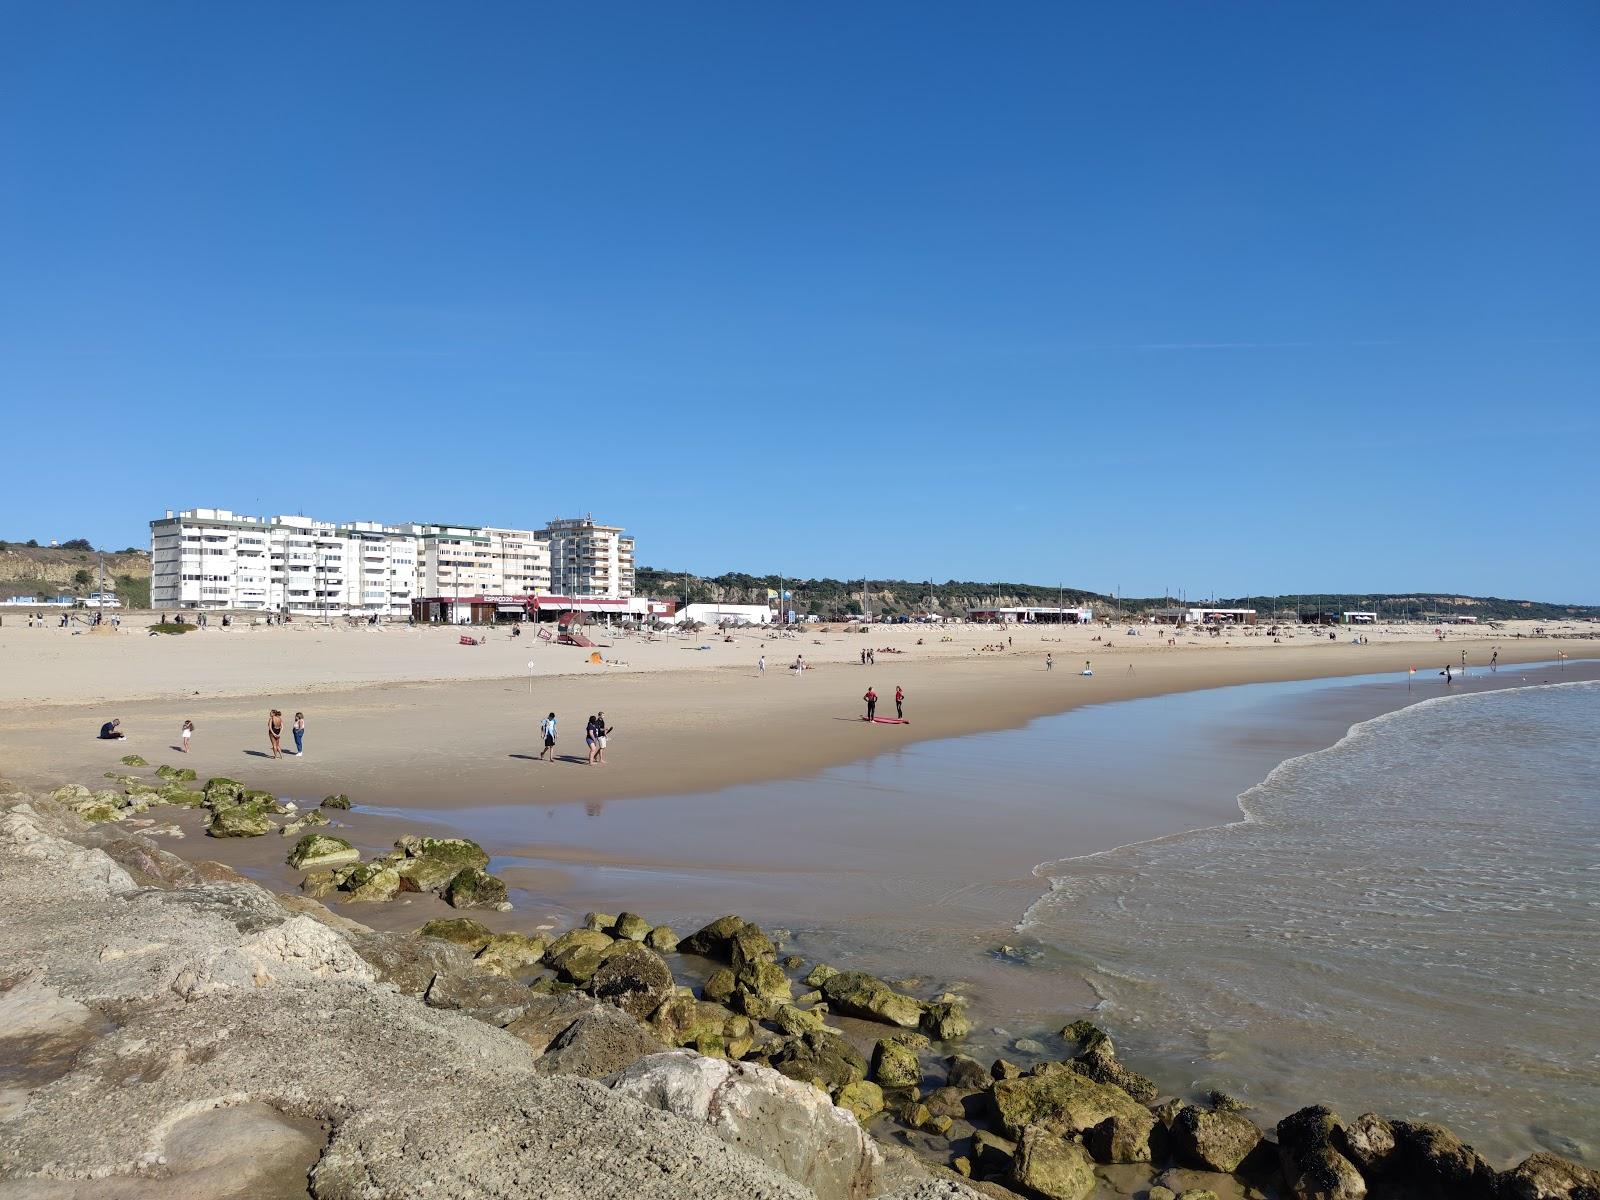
861,716,910,724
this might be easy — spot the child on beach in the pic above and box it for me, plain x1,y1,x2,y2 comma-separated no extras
180,719,193,752
538,712,557,761
292,712,305,756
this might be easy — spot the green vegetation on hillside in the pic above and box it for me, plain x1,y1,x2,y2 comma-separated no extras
635,568,1599,623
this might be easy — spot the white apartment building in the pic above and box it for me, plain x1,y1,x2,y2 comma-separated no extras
151,509,631,614
538,516,636,599
150,509,418,616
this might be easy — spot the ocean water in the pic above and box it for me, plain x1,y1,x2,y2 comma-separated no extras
1023,679,1600,1166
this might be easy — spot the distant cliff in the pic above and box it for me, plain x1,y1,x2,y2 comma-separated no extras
0,543,151,607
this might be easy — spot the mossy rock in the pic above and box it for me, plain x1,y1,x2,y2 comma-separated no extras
301,870,339,899
702,967,737,1004
990,1067,1155,1142
287,833,361,870
922,998,972,1041
612,912,651,941
280,810,330,836
155,764,197,782
395,835,489,868
240,788,277,806
77,802,125,823
803,963,839,988
160,786,208,808
418,917,493,949
475,933,547,976
680,914,747,958
119,754,148,767
820,971,924,1029
645,925,679,953
835,1079,885,1122
872,1039,923,1089
321,793,352,810
443,867,508,910
203,777,245,803
583,911,617,932
736,960,793,1003
394,856,467,895
341,863,402,903
649,996,741,1048
208,802,272,838
767,1028,868,1092
774,1004,827,1038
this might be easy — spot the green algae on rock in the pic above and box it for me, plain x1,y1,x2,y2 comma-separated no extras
287,833,360,871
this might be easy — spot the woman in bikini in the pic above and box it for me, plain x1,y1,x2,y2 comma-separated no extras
268,709,284,759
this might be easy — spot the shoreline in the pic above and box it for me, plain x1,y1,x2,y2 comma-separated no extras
4,787,1595,1200
16,656,1599,1171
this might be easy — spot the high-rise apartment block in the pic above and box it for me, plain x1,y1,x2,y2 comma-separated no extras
150,508,631,614
538,516,636,601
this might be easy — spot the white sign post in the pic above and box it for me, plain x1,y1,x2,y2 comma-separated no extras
527,659,536,696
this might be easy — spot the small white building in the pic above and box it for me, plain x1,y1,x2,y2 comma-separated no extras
81,593,123,608
1343,611,1377,624
1151,607,1258,626
969,606,1093,624
674,602,771,626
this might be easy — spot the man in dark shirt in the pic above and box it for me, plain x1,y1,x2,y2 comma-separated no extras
99,719,125,740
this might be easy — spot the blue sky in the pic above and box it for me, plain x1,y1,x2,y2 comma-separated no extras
2,3,1596,601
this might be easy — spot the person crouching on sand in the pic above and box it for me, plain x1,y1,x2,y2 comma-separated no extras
864,686,878,721
268,709,283,758
99,718,125,740
180,719,193,752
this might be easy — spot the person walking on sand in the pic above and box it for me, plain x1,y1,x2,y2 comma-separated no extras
1046,652,1053,671
180,719,193,752
292,712,305,756
1491,647,1499,671
894,685,904,720
585,714,600,765
594,712,613,764
864,686,878,721
268,709,284,758
758,653,765,674
538,712,557,761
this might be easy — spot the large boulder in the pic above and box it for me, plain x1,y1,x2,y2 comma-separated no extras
320,792,352,809
680,914,747,958
208,802,273,838
344,930,472,996
474,933,546,976
443,867,507,909
990,1065,1154,1143
545,927,614,983
820,970,924,1029
422,968,535,1026
728,924,777,970
1335,1112,1397,1178
1390,1121,1498,1199
607,1051,894,1200
612,911,652,941
203,776,245,803
736,959,793,1004
1500,1152,1600,1200
536,1005,666,1078
392,836,490,894
286,833,360,870
1070,1037,1158,1103
648,995,742,1050
340,863,401,903
872,1039,923,1089
1277,1106,1367,1200
503,993,606,1054
921,997,973,1041
766,1028,869,1093
155,764,197,781
645,924,679,952
1010,1126,1096,1200
1084,1111,1154,1164
1170,1104,1264,1173
589,941,674,1022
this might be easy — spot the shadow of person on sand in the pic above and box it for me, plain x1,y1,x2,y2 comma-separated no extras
242,750,272,758
507,754,541,761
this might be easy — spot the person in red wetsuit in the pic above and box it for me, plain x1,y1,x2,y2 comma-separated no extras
894,686,904,719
